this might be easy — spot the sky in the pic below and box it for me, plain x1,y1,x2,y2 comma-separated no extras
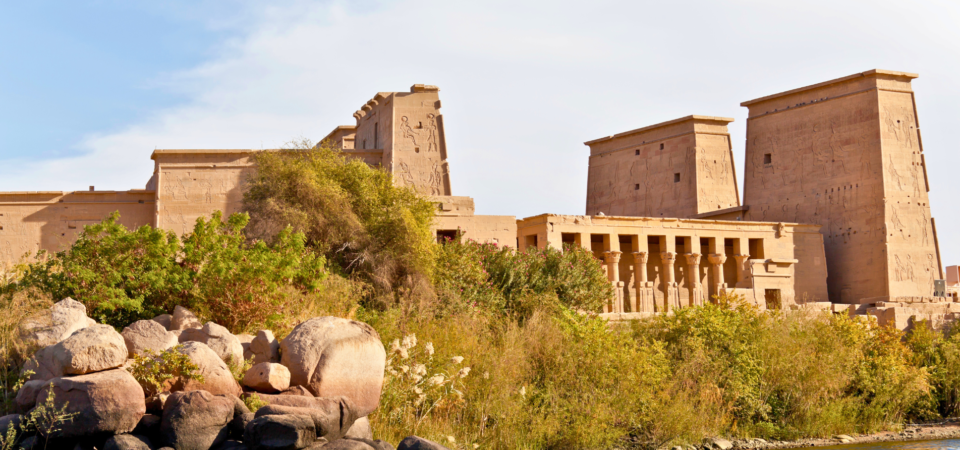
1,0,959,264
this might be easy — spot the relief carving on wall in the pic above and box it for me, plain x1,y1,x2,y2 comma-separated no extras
400,114,439,153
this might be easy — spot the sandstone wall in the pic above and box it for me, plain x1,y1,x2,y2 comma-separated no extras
741,70,940,304
152,150,255,237
584,116,739,218
0,191,154,266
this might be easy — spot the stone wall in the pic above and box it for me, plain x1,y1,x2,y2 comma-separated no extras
741,70,941,304
584,115,740,218
516,214,829,314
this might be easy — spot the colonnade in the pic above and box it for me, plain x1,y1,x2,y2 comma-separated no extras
580,233,758,314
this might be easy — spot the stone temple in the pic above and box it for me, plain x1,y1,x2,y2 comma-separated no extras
0,71,955,329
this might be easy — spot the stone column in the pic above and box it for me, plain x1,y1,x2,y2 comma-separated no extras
708,254,727,300
685,253,703,307
660,251,679,311
604,251,623,313
734,254,751,288
633,252,654,313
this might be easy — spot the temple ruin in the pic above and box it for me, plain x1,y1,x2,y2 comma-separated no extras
0,71,955,329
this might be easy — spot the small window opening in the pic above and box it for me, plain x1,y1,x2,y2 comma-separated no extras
659,143,665,150
436,230,458,244
763,153,772,164
524,234,539,248
635,149,640,155
749,238,765,259
362,139,367,149
374,122,379,149
765,289,782,310
674,173,680,183
635,184,640,190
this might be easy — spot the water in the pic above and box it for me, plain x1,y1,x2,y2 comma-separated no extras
808,440,960,450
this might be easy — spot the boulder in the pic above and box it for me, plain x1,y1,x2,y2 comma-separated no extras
170,306,202,331
15,379,49,413
341,438,395,450
19,298,96,349
160,390,234,450
280,385,314,397
221,393,251,418
122,320,179,357
323,440,378,450
254,397,358,441
230,412,255,440
280,317,386,416
243,415,315,450
133,413,162,437
243,362,291,393
246,393,354,412
708,438,734,450
250,330,280,364
23,324,127,381
0,414,21,434
36,368,146,438
397,436,450,450
146,392,170,413
218,441,248,450
153,314,173,330
167,341,242,396
179,322,244,366
344,416,373,440
103,434,153,450
237,333,255,361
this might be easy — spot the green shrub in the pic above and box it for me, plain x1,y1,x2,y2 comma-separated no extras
434,239,610,318
244,393,269,412
242,139,435,296
130,345,205,396
8,211,327,331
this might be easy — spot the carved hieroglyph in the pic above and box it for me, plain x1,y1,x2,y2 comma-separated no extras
741,70,940,303
344,86,452,197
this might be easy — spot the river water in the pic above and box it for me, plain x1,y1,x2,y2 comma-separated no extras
811,440,960,450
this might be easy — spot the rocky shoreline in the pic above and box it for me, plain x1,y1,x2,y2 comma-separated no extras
717,420,960,450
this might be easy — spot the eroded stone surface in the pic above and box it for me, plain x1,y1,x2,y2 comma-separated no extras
280,317,386,416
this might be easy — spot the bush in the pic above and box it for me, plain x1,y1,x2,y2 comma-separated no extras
130,345,206,396
242,139,436,296
7,211,327,331
434,239,610,318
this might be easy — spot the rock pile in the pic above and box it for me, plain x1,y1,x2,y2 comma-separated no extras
2,299,449,450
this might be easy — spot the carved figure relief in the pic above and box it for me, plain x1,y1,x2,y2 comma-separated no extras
400,115,439,152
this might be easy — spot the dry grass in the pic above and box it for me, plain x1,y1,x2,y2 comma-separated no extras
0,288,54,415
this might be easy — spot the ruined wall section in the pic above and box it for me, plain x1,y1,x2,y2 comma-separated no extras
585,116,738,218
741,70,938,303
0,191,154,266
152,150,255,237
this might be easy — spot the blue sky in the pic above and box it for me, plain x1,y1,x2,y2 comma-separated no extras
1,0,959,264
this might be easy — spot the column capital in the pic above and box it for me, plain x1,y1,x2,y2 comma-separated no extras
708,253,727,265
603,251,622,263
660,251,676,262
733,254,751,263
684,253,702,266
632,251,649,264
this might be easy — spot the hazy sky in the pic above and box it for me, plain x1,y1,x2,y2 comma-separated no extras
2,0,958,263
